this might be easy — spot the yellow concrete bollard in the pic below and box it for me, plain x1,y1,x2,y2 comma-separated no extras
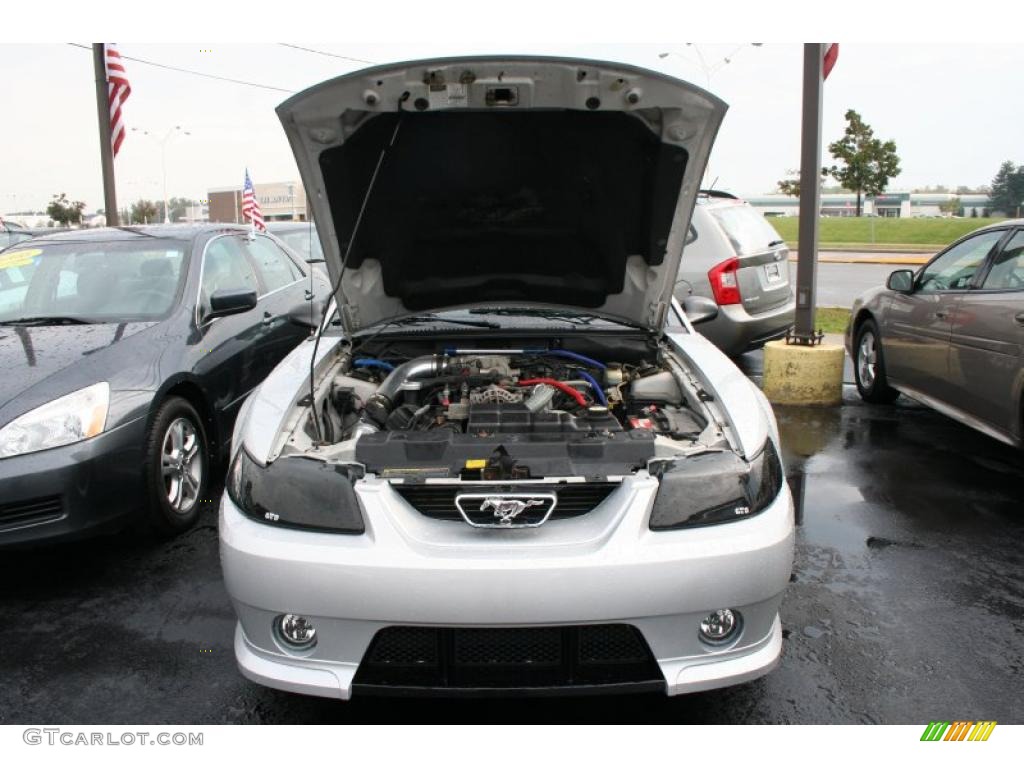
761,340,845,406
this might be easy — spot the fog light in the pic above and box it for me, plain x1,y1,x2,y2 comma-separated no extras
699,609,740,644
277,614,317,648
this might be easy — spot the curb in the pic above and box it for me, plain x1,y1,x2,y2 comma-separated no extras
788,255,930,266
783,242,939,254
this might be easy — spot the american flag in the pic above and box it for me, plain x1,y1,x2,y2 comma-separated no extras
823,43,839,80
104,44,131,158
241,169,266,232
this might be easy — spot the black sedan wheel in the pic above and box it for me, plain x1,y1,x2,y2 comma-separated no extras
854,319,899,404
143,397,209,536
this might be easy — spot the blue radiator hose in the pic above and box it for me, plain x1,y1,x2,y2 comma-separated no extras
525,348,607,370
575,369,609,406
353,358,395,372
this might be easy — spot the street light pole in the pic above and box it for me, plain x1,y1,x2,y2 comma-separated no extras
132,126,189,223
658,44,762,185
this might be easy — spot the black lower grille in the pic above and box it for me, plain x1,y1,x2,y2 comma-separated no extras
393,483,619,523
0,496,64,529
354,625,664,694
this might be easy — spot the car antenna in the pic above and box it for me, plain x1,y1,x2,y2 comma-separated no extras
308,103,406,443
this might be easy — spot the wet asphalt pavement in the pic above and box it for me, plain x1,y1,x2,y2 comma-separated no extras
1,356,1021,724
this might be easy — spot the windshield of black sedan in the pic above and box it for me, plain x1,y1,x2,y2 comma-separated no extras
0,239,188,323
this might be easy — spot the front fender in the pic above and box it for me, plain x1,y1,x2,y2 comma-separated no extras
665,331,770,459
238,334,344,464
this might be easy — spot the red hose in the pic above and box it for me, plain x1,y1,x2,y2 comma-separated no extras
516,378,588,407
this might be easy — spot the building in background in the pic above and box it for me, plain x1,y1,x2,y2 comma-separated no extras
208,181,307,224
745,192,992,218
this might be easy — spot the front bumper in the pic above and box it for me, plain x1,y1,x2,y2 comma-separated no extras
221,473,794,698
0,417,147,546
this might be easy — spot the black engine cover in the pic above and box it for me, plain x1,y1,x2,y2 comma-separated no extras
466,402,622,435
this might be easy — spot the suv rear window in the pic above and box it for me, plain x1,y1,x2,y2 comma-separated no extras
709,204,784,256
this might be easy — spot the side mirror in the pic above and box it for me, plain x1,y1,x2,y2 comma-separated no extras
886,269,915,293
207,288,257,321
682,295,719,325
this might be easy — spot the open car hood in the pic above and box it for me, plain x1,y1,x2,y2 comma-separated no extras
277,56,726,332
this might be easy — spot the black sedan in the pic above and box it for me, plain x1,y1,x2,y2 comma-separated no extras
0,224,330,545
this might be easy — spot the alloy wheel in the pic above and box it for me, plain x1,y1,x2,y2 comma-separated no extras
161,417,203,514
858,331,877,389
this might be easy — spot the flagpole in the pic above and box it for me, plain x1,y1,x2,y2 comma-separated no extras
92,44,119,227
792,42,825,344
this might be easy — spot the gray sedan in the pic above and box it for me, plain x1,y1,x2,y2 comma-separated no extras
847,220,1024,448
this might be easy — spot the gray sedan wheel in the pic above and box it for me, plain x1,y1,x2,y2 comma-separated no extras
854,319,899,404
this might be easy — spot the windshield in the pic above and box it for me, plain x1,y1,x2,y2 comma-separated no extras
0,239,189,323
274,229,323,262
708,204,785,256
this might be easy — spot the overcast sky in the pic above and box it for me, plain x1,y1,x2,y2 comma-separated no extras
2,42,1021,213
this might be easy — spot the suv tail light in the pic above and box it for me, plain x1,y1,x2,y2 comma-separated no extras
708,257,741,305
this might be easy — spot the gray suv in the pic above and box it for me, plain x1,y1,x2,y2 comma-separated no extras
848,220,1024,448
675,192,794,357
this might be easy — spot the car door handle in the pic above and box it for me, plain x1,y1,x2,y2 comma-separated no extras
1015,312,1024,325
935,310,948,320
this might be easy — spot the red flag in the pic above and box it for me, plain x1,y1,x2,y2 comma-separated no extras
104,44,131,158
823,43,839,80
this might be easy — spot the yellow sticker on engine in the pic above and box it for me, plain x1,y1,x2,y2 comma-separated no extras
0,249,40,270
464,459,487,469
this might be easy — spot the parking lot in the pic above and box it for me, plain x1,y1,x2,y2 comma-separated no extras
1,353,1020,725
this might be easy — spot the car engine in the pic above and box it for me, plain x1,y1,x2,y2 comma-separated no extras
302,345,714,480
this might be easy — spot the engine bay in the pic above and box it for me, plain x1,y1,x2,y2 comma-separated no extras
287,336,724,481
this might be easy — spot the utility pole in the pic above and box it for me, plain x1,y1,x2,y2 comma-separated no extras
792,43,825,344
92,44,119,226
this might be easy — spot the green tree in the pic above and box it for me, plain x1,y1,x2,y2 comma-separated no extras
46,193,87,227
826,109,901,216
130,199,159,224
155,197,198,223
776,168,829,198
939,196,962,217
988,160,1024,217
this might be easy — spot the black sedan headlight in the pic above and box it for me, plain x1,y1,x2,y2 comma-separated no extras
649,440,784,530
227,449,365,534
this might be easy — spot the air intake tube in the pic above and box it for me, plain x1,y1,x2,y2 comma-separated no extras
362,355,449,427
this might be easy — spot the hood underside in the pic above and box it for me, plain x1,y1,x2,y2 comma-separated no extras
277,57,727,331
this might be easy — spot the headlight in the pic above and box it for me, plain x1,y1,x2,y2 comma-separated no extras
0,382,109,459
649,440,783,530
226,449,365,533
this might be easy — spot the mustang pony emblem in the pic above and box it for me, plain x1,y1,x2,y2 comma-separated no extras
479,497,544,526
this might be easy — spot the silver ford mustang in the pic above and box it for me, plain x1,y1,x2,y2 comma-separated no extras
219,57,794,698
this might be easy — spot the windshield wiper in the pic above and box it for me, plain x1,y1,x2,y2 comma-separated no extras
393,314,501,329
768,239,786,248
0,315,97,326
